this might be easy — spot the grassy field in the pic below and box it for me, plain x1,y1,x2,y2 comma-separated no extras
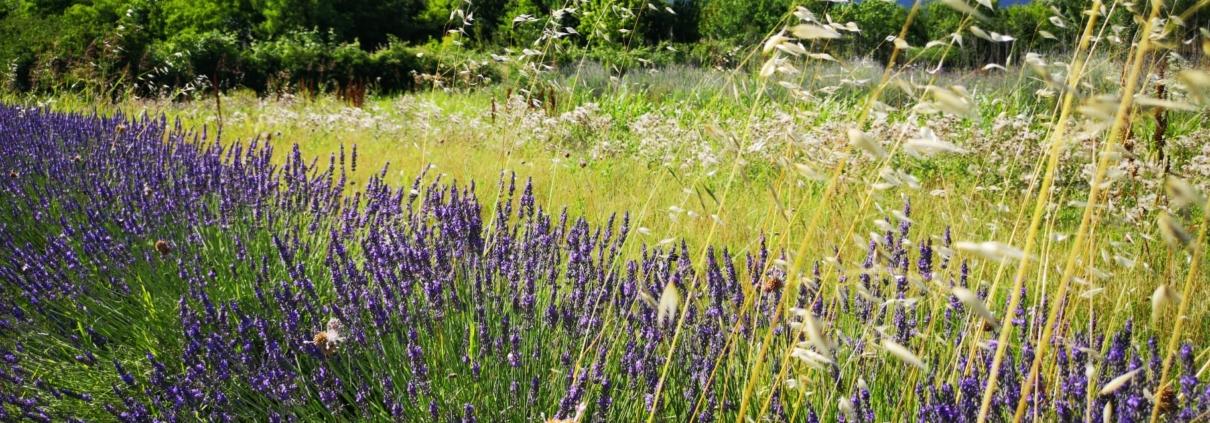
3,4,1210,421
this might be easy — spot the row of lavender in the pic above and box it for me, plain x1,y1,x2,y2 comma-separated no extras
0,105,1205,422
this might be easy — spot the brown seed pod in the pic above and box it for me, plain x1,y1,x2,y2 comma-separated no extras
154,240,172,256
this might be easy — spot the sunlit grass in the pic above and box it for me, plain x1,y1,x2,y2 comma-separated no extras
2,0,1209,421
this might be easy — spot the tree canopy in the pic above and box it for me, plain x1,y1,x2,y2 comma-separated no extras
1,0,1205,95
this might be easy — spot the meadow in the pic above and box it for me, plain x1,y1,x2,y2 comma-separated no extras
2,0,1210,422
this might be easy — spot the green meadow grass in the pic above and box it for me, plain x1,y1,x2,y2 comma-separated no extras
4,50,1208,420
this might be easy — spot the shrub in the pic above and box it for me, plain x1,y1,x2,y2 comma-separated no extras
247,30,328,92
244,30,369,94
369,40,438,92
407,42,502,89
141,31,242,97
681,39,742,68
495,0,559,46
328,41,371,87
4,50,36,93
832,0,926,61
698,0,793,44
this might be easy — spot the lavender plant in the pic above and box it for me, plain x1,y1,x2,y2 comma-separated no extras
0,104,1206,422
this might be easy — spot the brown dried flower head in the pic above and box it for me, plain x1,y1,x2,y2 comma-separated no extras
313,331,337,356
1155,385,1177,415
312,318,346,357
154,240,171,256
762,276,783,293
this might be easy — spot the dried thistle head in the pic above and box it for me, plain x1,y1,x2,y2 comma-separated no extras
154,240,171,256
311,318,346,357
326,317,344,333
762,276,783,293
313,331,337,357
1155,385,1177,415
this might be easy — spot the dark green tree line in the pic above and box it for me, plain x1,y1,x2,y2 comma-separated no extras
1,0,1202,96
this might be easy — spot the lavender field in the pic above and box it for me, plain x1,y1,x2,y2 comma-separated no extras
3,0,1210,422
0,99,1207,421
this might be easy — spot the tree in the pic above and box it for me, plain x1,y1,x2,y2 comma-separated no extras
698,0,795,44
256,0,427,48
833,0,923,61
639,0,700,44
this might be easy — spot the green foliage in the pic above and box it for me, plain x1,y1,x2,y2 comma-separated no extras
146,30,241,91
639,0,700,44
369,39,437,92
1,0,1176,95
159,0,257,37
553,39,743,73
915,0,1060,68
698,0,794,43
1000,1,1049,47
920,0,963,43
575,0,645,47
681,39,742,68
907,43,960,68
0,10,57,91
420,0,513,44
832,0,925,61
153,0,426,49
555,44,666,71
244,30,370,92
